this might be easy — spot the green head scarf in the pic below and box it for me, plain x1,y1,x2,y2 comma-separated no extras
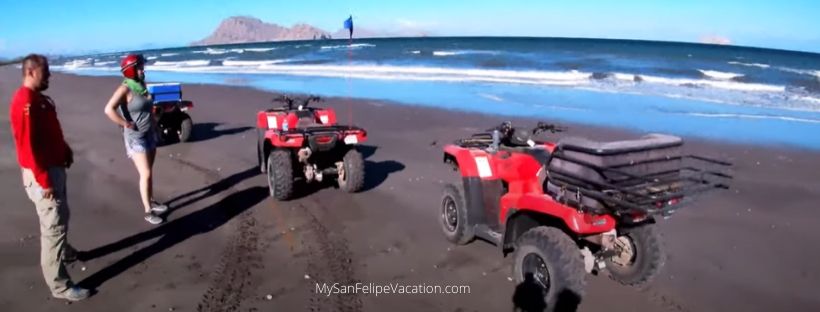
123,78,148,96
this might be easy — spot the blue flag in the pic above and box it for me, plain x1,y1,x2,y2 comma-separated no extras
344,15,353,38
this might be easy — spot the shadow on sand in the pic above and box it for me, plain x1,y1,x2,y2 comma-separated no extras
187,122,253,143
77,185,268,289
162,166,260,215
512,273,582,312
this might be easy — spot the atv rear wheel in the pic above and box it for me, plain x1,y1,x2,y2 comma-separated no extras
338,148,365,193
267,149,294,200
178,114,193,142
604,224,665,287
513,226,586,312
440,183,474,245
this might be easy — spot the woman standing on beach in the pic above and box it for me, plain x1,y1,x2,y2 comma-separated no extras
104,54,167,225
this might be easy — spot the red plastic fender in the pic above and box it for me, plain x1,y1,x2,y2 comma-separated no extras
444,144,495,178
500,194,617,235
315,108,337,125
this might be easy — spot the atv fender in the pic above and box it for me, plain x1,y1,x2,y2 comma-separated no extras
500,198,618,255
443,144,493,178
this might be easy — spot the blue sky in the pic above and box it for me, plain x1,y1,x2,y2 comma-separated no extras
1,0,818,57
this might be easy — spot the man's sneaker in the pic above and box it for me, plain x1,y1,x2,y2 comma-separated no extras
150,201,168,213
53,286,91,301
144,212,163,225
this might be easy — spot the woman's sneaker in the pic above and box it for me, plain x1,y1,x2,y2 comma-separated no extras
144,212,163,225
150,201,168,213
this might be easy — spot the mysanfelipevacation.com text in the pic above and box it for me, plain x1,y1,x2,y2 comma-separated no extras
315,282,471,296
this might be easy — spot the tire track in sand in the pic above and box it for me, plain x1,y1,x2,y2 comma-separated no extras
166,157,264,312
297,198,364,312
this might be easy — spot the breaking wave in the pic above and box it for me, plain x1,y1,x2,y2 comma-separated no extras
320,43,375,50
698,69,744,80
728,61,770,69
433,50,502,57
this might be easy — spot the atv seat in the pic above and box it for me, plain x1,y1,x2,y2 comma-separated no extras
545,134,684,212
295,110,320,128
549,134,683,186
556,134,682,156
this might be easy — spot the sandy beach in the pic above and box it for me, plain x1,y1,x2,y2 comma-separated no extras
1,65,819,312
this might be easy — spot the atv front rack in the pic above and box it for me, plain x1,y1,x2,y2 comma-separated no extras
273,125,364,134
545,141,732,218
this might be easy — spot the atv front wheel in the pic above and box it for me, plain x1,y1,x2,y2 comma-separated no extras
267,149,294,200
440,183,474,245
604,224,665,287
338,148,365,193
178,114,193,142
513,226,586,312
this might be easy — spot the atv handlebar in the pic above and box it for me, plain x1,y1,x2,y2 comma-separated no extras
534,122,566,134
272,95,323,109
487,121,566,136
466,121,566,150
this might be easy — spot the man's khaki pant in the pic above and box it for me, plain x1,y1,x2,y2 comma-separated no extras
22,167,74,295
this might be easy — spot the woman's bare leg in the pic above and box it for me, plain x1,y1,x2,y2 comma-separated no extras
131,152,152,213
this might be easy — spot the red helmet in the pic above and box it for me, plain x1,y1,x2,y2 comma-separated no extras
120,54,146,79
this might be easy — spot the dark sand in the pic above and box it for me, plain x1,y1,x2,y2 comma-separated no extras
1,65,819,312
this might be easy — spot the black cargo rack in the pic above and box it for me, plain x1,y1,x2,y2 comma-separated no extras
545,143,732,217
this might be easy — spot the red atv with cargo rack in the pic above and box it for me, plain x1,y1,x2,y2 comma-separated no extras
440,121,732,309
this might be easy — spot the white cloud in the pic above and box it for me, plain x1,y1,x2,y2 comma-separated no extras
393,19,438,36
700,34,732,45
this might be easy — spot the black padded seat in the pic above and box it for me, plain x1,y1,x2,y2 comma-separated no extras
545,134,684,211
557,134,682,156
295,110,320,128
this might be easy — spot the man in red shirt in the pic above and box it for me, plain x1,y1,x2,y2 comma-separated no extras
9,54,90,301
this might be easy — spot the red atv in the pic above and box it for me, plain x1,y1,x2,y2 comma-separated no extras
256,95,367,200
441,121,731,308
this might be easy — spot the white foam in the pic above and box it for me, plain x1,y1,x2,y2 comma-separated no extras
146,56,158,60
192,48,244,55
151,60,211,67
139,63,591,86
433,50,499,57
93,61,115,66
245,47,278,52
320,43,375,50
56,57,808,112
795,96,820,104
777,67,820,78
410,50,421,54
63,59,92,68
728,61,770,69
433,51,457,56
682,112,820,124
478,93,504,102
613,73,637,81
161,53,179,57
616,72,784,92
222,59,290,66
698,69,743,80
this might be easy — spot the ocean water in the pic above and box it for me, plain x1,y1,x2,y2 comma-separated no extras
51,37,820,150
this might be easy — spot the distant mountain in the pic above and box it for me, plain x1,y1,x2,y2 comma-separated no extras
191,16,332,46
